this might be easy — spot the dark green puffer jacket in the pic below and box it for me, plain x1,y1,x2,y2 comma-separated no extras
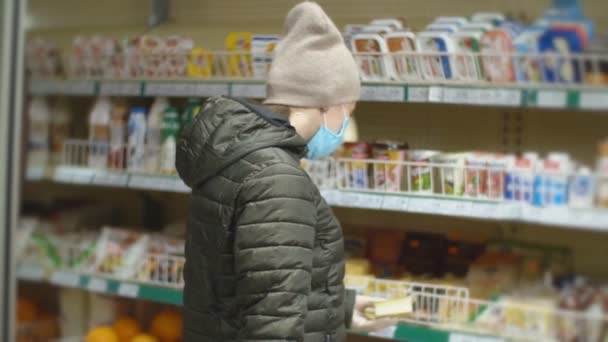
176,97,355,342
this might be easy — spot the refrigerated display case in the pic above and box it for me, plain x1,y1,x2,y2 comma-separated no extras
8,0,608,341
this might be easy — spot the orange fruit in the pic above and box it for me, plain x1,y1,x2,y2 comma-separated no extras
131,334,158,342
150,309,182,342
16,297,38,322
86,326,119,342
113,317,141,342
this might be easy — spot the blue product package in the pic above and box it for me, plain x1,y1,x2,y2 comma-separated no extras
538,28,584,83
514,26,548,82
416,33,453,80
533,174,546,207
499,21,524,37
543,0,583,20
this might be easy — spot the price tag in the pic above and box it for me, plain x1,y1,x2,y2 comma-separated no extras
231,83,266,98
70,168,96,184
87,277,108,293
193,83,230,97
408,197,439,214
369,326,397,338
537,90,567,108
579,92,608,111
470,202,498,219
145,82,192,96
62,80,96,95
53,166,74,183
320,189,338,205
439,200,472,217
476,88,521,106
360,85,404,102
92,171,129,187
449,333,505,342
382,195,409,211
30,80,57,95
50,271,80,288
442,87,471,105
99,81,141,96
17,265,45,281
354,194,383,209
174,179,191,193
428,86,443,102
407,86,429,102
117,282,139,298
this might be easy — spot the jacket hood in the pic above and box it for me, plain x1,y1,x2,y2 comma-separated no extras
176,97,307,188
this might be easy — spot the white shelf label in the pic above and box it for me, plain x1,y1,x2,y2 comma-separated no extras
26,167,46,181
407,86,429,102
579,92,608,110
382,195,409,211
87,277,108,293
53,166,95,184
320,189,339,205
231,83,266,98
470,202,498,219
51,271,80,287
360,85,404,102
118,283,139,298
92,171,129,187
449,333,505,342
438,200,473,217
408,197,441,214
145,82,195,97
442,87,473,104
193,83,230,97
537,90,567,108
17,265,46,281
476,88,522,106
30,80,64,95
428,86,444,102
99,81,141,96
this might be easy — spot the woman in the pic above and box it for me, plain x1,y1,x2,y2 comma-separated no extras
177,2,395,341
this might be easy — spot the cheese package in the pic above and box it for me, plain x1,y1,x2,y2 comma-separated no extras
364,297,413,320
370,18,403,31
472,12,505,26
538,27,585,83
426,24,460,34
481,29,516,82
416,32,454,80
504,152,539,203
351,33,393,81
385,32,418,81
187,48,213,78
514,27,547,82
252,35,279,79
432,153,467,196
92,227,148,279
225,32,252,77
453,31,484,80
433,16,468,27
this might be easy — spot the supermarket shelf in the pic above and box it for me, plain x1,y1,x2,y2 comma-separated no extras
17,265,183,306
27,166,608,230
16,266,503,342
28,79,608,110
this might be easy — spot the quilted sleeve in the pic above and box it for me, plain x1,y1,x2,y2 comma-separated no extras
234,162,317,341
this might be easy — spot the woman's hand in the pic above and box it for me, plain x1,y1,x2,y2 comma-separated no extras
350,295,400,332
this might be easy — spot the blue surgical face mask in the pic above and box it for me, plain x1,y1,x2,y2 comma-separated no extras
306,106,349,160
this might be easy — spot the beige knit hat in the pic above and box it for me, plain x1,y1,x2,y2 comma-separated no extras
264,2,361,108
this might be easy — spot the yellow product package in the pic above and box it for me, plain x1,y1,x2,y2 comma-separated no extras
188,48,214,78
225,32,252,77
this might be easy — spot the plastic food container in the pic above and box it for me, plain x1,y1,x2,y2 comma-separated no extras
385,31,418,81
372,140,408,192
416,32,455,80
481,29,516,82
351,33,393,81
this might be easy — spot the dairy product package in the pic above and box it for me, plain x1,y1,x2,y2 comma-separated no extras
127,107,147,172
409,150,439,193
351,34,393,81
505,153,539,203
50,98,71,165
568,166,595,209
88,97,112,169
188,48,214,78
426,24,460,34
597,140,608,208
160,107,180,175
108,100,128,169
533,153,573,207
584,32,608,85
92,227,149,279
252,35,279,79
432,153,466,196
416,32,454,80
514,27,547,82
538,27,585,83
27,97,51,170
434,16,468,27
362,25,393,35
342,142,372,189
26,38,62,78
472,12,505,26
488,154,515,199
453,31,484,80
461,22,494,32
370,18,403,31
465,153,492,198
145,97,168,173
225,32,252,77
372,141,408,192
385,32,418,81
481,29,516,82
